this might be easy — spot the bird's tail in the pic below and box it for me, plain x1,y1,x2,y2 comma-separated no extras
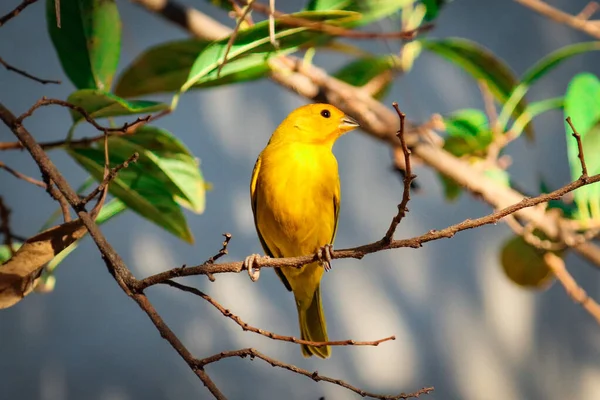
297,283,330,358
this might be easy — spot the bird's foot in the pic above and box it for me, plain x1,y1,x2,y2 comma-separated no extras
317,244,334,272
244,254,267,282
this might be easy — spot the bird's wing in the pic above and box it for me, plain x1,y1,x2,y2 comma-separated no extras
251,155,293,292
330,179,341,245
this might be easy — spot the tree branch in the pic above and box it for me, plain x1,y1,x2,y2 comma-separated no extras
196,347,434,400
0,56,61,84
516,0,600,39
0,100,428,400
163,280,395,348
0,0,39,27
128,0,600,269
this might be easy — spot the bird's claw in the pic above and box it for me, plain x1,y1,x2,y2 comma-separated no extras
317,244,334,272
244,254,267,282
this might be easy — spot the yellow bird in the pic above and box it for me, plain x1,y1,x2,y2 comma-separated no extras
246,103,359,358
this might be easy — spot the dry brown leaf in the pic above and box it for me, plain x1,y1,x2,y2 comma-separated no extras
0,219,86,309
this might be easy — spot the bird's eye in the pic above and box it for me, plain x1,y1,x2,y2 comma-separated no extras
320,109,331,118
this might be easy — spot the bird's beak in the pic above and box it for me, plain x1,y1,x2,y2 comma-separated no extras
339,115,360,132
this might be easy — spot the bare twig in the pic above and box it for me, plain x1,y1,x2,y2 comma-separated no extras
0,98,170,151
544,252,600,325
515,0,600,39
217,0,256,76
566,117,588,178
163,280,395,348
383,103,415,244
43,175,72,222
197,347,434,399
0,0,39,27
81,152,140,205
0,160,46,187
0,56,61,84
204,233,232,265
0,197,16,255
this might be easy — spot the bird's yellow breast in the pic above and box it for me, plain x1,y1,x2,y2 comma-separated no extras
255,141,339,259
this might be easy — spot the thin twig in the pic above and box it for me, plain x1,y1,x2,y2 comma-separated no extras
81,152,140,205
217,0,256,77
515,0,600,39
204,233,232,265
0,197,16,255
0,98,169,151
383,103,415,243
42,175,72,222
0,56,61,84
0,0,39,27
0,160,46,187
544,252,600,325
163,280,395,348
566,116,588,178
241,0,433,40
197,347,434,399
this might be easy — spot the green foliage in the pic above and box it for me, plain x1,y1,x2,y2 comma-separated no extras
67,126,205,243
421,0,449,21
306,0,412,26
46,0,121,90
564,72,600,221
497,41,600,136
66,89,169,124
443,109,492,157
115,40,271,98
180,10,360,94
509,97,563,137
421,38,527,133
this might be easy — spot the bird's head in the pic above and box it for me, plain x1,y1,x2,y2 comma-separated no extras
271,103,360,146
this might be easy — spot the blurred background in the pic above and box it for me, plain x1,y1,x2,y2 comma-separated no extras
2,0,600,399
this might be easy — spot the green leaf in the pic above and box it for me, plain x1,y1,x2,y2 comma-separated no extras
66,89,169,124
115,40,272,97
333,55,400,99
46,0,121,90
564,72,600,221
68,144,194,243
180,10,360,93
421,38,531,138
498,42,600,133
500,234,556,290
422,0,449,21
306,0,412,26
443,109,491,157
109,126,206,213
509,97,564,138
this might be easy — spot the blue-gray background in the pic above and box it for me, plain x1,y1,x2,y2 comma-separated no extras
2,1,600,399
